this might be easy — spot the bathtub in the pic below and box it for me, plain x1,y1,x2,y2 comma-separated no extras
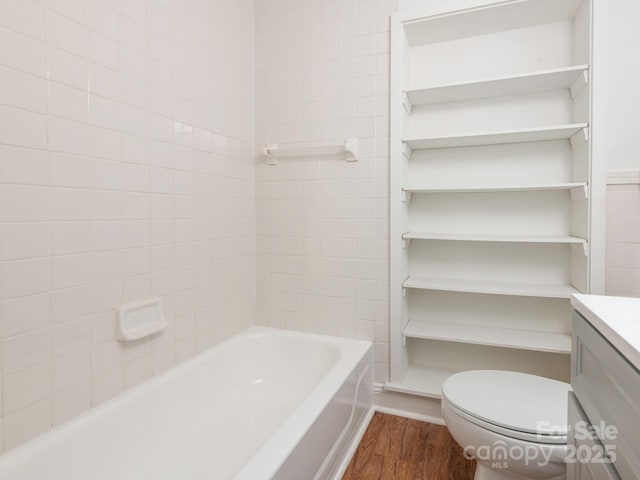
0,326,373,480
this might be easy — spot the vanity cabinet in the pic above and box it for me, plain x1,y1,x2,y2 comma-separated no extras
567,393,619,480
386,0,605,398
569,309,640,479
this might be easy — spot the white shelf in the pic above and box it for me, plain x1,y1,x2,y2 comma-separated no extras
403,232,586,245
384,364,454,399
403,182,587,194
404,320,571,354
402,275,580,299
404,123,588,150
405,65,588,107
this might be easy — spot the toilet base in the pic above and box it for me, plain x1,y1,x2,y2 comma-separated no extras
475,463,566,480
475,463,517,480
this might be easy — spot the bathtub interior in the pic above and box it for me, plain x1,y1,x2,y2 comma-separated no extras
0,327,373,480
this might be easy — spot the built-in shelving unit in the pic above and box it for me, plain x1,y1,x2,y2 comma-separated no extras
388,0,603,400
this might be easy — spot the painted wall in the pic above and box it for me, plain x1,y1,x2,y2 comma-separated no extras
600,0,640,296
603,0,640,172
254,0,395,385
0,0,255,451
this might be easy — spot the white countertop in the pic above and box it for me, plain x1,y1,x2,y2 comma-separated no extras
571,294,640,371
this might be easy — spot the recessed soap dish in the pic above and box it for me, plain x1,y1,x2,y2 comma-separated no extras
116,298,168,341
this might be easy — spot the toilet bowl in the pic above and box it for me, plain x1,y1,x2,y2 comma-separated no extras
441,370,570,480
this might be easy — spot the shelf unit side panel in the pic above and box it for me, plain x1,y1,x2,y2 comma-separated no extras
571,140,590,183
402,31,412,92
571,196,589,239
571,243,589,293
572,82,590,124
573,0,592,65
588,0,605,295
390,14,410,383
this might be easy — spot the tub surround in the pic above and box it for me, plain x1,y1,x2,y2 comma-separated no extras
0,0,255,451
571,294,640,370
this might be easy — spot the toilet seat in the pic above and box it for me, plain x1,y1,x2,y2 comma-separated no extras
442,370,570,445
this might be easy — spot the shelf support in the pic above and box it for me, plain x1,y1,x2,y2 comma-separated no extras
402,191,412,203
570,71,589,98
402,142,412,159
570,185,589,200
402,92,413,114
402,287,407,297
571,241,589,257
570,127,589,149
402,238,411,249
582,242,588,256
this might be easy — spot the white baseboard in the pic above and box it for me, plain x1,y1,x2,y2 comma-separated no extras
373,383,444,425
607,169,640,185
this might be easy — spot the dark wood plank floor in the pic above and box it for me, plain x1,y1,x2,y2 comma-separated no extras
342,412,476,480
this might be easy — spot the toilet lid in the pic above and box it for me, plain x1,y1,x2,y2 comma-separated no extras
442,370,570,437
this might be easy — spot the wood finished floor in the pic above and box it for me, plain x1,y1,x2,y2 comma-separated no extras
342,412,476,480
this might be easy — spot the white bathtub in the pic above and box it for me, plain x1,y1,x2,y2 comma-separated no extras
0,326,373,480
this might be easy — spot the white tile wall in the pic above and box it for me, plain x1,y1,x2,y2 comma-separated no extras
254,0,396,385
606,184,640,297
0,0,255,452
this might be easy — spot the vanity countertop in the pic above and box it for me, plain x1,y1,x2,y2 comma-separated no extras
572,294,640,371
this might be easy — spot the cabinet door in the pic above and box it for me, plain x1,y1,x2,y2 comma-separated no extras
568,393,620,480
572,448,619,480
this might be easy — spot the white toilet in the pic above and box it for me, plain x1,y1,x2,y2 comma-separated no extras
442,370,570,480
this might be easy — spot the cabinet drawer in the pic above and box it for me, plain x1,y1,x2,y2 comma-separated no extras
572,312,640,479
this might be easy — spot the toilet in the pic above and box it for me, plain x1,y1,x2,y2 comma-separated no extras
441,370,570,480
